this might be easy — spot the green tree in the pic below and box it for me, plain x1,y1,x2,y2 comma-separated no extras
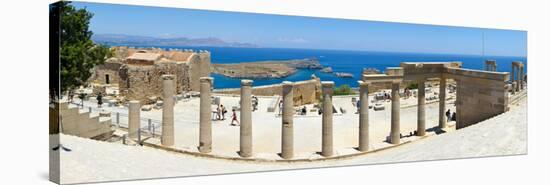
406,83,418,89
333,84,354,96
56,1,112,93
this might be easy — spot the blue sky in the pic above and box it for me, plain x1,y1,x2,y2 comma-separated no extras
73,2,527,57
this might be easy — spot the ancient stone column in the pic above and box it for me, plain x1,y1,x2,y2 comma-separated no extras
161,75,175,146
321,81,334,157
128,100,140,139
511,64,516,94
390,81,401,144
239,79,253,157
438,77,447,129
199,77,213,153
519,65,524,90
516,65,521,92
417,80,426,136
510,62,516,94
281,81,294,159
358,81,370,151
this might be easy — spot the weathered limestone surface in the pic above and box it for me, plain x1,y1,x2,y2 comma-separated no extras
281,81,294,159
390,82,401,144
452,71,509,129
161,75,175,146
239,80,253,157
321,81,334,157
358,81,370,151
417,80,426,136
128,100,140,139
199,77,214,153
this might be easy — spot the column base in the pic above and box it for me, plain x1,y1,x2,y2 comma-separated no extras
198,146,211,153
238,151,252,158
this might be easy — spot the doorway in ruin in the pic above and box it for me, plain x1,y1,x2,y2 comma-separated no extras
105,74,110,84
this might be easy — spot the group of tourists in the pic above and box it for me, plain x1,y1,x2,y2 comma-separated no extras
214,104,240,126
445,109,456,122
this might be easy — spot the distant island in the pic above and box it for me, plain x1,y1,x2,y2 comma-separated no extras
92,34,259,48
211,58,322,79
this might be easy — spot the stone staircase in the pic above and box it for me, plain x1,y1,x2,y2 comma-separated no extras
57,102,114,140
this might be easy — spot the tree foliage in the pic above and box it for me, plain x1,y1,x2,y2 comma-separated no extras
406,83,418,89
333,84,354,96
55,1,112,93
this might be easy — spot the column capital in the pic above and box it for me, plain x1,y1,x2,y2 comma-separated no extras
200,77,214,83
358,80,371,86
162,74,175,80
241,79,253,86
321,81,335,88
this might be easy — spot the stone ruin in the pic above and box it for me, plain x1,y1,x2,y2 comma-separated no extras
93,46,211,104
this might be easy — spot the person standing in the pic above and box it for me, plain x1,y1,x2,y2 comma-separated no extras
216,105,221,120
451,112,456,121
278,100,283,115
97,92,103,108
445,109,451,122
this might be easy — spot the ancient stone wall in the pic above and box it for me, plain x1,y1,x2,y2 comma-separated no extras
215,78,322,106
96,47,211,104
118,62,180,104
94,59,122,85
446,68,509,129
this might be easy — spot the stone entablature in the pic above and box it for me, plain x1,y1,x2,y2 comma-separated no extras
214,77,322,106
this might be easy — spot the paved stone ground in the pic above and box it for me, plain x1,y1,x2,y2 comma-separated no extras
55,93,526,184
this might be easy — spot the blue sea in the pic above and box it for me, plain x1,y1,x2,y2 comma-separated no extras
130,46,527,89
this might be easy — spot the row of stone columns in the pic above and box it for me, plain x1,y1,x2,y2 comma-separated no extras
127,76,406,159
511,62,525,94
485,60,497,71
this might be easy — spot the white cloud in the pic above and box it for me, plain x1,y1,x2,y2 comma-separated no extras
277,37,308,43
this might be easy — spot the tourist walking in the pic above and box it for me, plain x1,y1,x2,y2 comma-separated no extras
68,91,74,103
220,104,227,120
97,92,103,108
445,109,451,122
230,109,240,126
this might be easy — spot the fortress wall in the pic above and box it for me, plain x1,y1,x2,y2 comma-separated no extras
448,68,510,129
216,78,322,106
118,63,179,104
